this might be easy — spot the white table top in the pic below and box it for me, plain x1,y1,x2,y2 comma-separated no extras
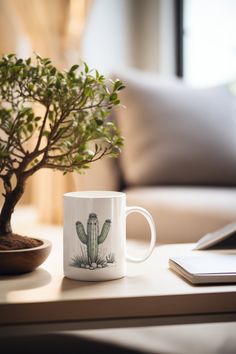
0,208,236,328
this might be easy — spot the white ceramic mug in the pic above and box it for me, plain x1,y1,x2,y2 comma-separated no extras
63,191,156,281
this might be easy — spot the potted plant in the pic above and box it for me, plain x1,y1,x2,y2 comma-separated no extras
0,54,124,274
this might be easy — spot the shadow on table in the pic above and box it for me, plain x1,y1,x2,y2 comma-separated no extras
60,273,149,292
0,333,143,354
0,268,51,301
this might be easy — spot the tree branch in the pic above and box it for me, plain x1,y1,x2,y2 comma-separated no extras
33,104,50,152
0,125,26,156
42,163,74,171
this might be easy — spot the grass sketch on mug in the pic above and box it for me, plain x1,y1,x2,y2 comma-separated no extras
71,213,115,270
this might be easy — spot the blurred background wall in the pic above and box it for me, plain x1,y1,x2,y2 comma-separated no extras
0,0,236,225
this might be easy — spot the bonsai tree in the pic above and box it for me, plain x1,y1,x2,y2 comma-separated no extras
0,54,125,250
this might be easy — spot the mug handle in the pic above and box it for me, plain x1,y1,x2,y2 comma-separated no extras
125,206,157,262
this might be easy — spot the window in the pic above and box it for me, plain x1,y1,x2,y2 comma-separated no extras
181,0,236,87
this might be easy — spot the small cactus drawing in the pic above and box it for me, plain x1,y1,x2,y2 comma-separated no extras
106,252,116,263
75,213,111,265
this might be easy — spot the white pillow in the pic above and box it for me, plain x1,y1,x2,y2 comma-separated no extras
114,69,236,186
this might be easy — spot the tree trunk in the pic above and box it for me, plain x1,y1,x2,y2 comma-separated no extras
0,181,25,236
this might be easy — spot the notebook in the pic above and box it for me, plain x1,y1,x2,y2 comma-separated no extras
193,221,236,250
169,252,236,284
169,221,236,284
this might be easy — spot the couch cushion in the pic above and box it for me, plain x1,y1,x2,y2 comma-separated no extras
125,187,236,243
114,69,236,186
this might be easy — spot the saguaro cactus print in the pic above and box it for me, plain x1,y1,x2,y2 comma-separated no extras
74,213,113,268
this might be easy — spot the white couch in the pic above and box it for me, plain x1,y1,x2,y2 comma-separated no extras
77,68,236,245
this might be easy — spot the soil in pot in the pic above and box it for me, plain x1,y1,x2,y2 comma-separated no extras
0,233,43,250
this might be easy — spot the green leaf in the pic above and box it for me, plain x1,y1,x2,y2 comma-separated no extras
95,118,103,126
7,53,15,59
84,87,93,97
70,64,79,72
113,80,125,91
117,85,125,91
84,62,89,74
50,67,56,75
27,123,33,132
95,143,99,152
43,58,51,66
48,111,54,121
42,130,50,137
16,59,23,65
55,80,61,89
110,93,118,101
27,83,34,91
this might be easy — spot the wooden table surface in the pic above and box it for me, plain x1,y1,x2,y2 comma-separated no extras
0,208,236,331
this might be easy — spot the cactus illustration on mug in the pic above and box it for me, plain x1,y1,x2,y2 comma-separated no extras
71,213,115,269
76,213,111,263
